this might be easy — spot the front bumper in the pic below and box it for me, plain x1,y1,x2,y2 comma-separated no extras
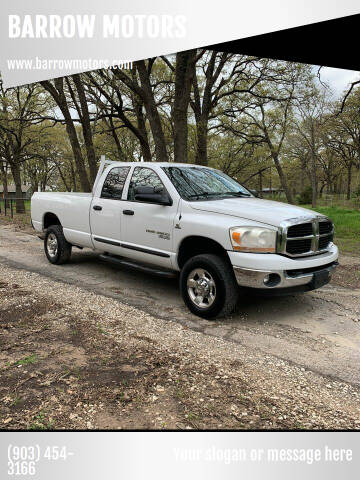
233,261,338,291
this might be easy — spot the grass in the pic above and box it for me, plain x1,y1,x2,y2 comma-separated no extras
0,199,31,229
28,411,54,430
15,354,38,366
304,205,360,255
0,198,31,212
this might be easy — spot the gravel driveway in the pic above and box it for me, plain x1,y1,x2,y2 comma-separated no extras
1,223,360,429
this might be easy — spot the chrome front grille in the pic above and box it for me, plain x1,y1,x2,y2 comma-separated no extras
277,217,334,257
287,223,313,238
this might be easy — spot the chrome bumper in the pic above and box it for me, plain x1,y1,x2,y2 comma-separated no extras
233,262,338,289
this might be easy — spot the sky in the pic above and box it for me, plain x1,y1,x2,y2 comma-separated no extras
315,66,360,98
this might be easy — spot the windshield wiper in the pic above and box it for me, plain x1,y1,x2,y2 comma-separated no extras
187,192,217,198
188,191,251,199
222,191,251,197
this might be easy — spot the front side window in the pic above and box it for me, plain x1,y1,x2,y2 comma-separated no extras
101,167,130,200
163,166,252,201
127,167,164,201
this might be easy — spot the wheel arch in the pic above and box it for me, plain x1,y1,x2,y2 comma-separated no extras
43,212,62,230
177,235,229,269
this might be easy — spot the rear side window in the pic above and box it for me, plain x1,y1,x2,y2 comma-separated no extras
101,167,130,200
127,167,163,201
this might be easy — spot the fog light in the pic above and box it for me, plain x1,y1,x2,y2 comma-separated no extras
263,273,281,287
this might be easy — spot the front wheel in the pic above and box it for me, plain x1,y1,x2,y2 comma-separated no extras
44,225,72,265
180,254,239,319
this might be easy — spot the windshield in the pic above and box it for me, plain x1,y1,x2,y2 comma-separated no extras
162,166,252,201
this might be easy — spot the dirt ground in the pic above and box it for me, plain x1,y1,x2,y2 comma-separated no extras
332,256,360,290
1,265,360,431
1,222,360,430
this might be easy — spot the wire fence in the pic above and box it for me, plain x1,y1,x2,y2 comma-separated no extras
0,198,31,218
265,193,360,209
317,193,360,210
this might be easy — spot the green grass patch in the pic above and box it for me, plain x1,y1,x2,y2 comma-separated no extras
15,354,38,366
305,205,360,255
28,411,54,430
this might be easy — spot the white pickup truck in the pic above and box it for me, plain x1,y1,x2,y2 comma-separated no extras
31,160,338,318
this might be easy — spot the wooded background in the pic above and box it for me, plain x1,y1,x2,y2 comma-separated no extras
1,50,360,214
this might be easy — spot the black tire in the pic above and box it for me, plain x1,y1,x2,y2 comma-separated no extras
180,254,239,319
44,225,72,265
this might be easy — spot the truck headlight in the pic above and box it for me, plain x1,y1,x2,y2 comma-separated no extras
229,227,277,253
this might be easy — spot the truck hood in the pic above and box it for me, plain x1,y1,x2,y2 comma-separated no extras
189,197,322,227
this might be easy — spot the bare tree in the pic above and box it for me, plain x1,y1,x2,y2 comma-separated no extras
0,157,9,205
41,77,93,192
172,50,197,163
218,62,313,203
191,54,274,166
85,69,153,162
293,89,330,207
0,81,50,212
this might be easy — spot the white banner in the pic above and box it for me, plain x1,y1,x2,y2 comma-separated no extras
0,0,359,87
2,432,359,479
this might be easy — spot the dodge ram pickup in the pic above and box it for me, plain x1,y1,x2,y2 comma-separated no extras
31,160,338,319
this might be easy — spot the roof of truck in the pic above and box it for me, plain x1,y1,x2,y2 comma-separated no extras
106,162,210,168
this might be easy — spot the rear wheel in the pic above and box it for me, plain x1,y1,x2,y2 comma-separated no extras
44,225,72,265
180,254,239,319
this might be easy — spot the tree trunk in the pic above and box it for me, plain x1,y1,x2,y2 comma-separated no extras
136,61,168,162
310,153,317,208
63,117,91,191
259,170,263,198
195,120,208,166
193,51,225,166
128,69,152,162
0,161,9,207
32,180,39,194
10,162,25,214
108,120,124,160
271,151,294,204
41,79,91,192
56,165,71,191
72,74,98,183
41,177,47,192
131,96,152,162
173,50,196,163
346,163,352,200
299,159,306,193
309,121,318,208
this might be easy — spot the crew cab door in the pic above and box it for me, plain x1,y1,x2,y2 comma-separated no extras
90,166,130,254
120,166,177,268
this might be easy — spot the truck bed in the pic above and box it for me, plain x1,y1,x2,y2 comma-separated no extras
31,192,93,248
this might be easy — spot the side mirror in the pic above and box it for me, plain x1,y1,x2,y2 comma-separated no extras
134,186,172,206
